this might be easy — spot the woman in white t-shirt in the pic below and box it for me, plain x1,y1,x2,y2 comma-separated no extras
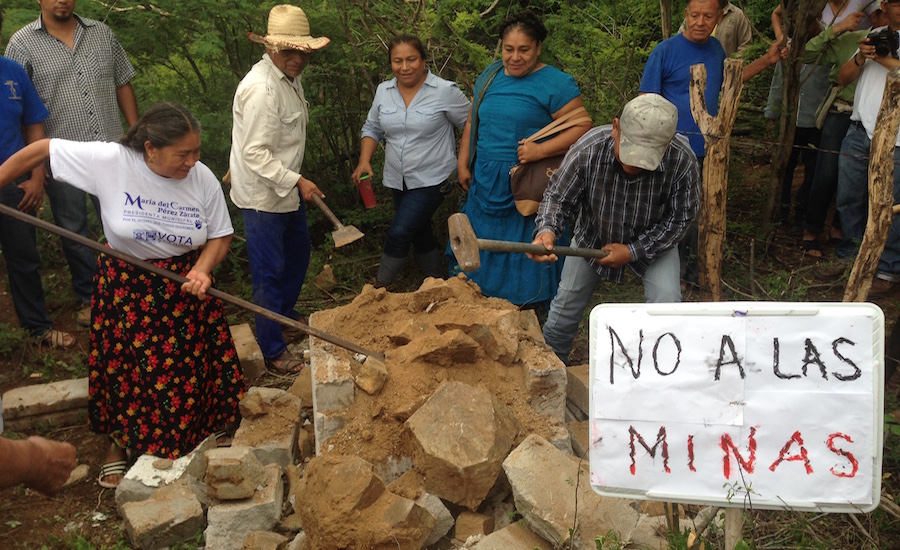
0,102,246,488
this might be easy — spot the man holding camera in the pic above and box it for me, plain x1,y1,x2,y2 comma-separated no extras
821,0,900,296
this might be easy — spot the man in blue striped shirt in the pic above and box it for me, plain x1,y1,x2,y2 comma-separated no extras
532,94,700,364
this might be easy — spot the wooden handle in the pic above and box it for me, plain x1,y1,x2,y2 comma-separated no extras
309,194,345,230
477,238,608,259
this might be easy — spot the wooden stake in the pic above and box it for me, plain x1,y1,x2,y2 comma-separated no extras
689,58,744,302
844,67,900,302
724,508,744,550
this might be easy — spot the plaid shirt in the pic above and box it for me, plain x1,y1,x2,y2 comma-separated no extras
5,14,136,142
535,126,700,282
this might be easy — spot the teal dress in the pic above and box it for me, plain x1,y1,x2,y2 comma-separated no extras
449,62,581,305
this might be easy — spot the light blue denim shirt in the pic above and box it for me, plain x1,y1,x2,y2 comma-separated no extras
361,71,470,190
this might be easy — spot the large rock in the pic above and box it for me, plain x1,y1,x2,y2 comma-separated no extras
566,364,590,416
233,387,301,468
296,454,435,550
205,464,283,550
230,323,266,380
436,309,521,365
516,345,567,421
120,478,206,550
472,522,554,550
416,493,454,547
503,434,642,549
1,378,88,424
116,434,216,511
206,446,268,501
406,381,518,510
242,530,288,549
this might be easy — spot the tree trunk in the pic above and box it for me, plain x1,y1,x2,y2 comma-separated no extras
844,68,900,302
660,0,672,40
690,59,744,302
764,0,829,231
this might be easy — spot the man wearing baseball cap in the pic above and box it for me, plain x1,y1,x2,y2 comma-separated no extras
229,5,329,375
531,94,701,364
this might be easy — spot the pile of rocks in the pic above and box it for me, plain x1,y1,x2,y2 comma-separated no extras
6,277,675,549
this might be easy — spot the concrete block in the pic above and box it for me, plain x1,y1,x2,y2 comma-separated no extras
230,323,266,380
455,511,494,540
1,408,87,431
233,388,301,468
503,434,642,549
518,309,545,344
242,530,288,549
472,521,553,550
205,464,284,550
1,377,88,419
312,409,347,455
310,343,355,413
116,435,216,511
566,364,590,416
517,345,567,422
206,446,268,501
417,492,454,547
568,420,590,458
286,531,308,550
566,400,589,423
120,479,206,549
548,423,572,454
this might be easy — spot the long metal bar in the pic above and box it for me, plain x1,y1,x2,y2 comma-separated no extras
0,202,384,362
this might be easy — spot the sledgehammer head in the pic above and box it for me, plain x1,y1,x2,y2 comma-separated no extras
448,213,481,272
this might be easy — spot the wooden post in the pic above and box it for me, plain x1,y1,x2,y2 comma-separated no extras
689,58,744,302
843,67,900,303
724,508,745,550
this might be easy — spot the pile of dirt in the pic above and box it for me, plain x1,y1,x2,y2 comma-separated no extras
307,274,563,470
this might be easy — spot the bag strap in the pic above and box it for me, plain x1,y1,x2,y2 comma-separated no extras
467,61,504,171
522,106,591,144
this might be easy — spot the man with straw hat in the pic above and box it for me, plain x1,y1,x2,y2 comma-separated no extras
229,5,328,375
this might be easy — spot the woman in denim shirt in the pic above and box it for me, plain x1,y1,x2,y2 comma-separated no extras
352,35,470,287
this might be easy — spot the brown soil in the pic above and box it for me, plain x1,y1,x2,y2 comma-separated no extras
308,276,561,467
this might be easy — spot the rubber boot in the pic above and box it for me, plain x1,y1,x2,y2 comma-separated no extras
375,254,406,288
416,248,445,280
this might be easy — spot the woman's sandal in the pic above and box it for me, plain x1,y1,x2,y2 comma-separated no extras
97,460,128,489
213,429,233,448
800,239,823,258
265,351,304,375
40,329,76,349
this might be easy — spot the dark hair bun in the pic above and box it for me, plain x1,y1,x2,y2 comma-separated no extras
498,10,547,43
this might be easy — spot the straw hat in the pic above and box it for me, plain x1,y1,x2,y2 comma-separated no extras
248,5,330,52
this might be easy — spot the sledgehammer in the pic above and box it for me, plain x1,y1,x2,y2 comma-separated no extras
448,213,608,272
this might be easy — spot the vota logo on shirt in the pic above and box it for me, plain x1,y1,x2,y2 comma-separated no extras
133,230,193,246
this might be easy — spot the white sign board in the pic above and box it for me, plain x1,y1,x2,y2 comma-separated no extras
588,302,884,512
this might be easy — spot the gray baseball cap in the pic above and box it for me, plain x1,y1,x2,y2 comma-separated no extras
619,93,678,171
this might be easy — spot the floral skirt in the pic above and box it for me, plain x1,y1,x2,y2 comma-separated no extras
87,249,245,458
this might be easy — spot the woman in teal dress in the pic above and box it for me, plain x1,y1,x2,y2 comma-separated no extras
451,10,591,306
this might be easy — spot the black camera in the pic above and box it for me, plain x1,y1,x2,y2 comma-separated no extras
866,27,900,59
